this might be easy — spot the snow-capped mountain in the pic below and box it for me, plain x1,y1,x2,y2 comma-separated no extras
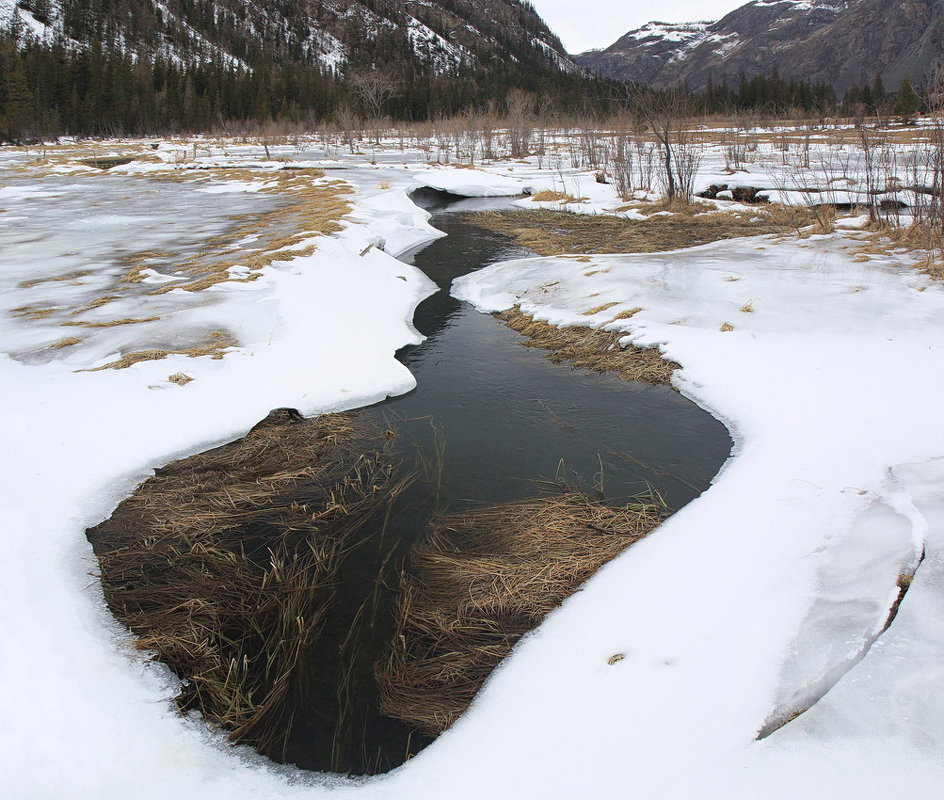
2,0,577,76
577,0,941,93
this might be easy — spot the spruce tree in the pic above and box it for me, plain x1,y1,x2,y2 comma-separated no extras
1,54,37,144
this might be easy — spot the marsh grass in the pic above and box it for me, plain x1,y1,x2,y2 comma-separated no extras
19,270,93,289
48,336,83,349
87,409,406,756
61,316,161,328
376,489,668,736
140,170,351,295
80,331,236,371
11,165,351,370
855,221,944,280
530,190,584,204
499,307,678,385
468,205,816,257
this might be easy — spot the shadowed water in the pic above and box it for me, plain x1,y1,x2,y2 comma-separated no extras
278,189,732,775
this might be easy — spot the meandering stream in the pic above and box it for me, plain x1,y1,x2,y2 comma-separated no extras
275,188,733,774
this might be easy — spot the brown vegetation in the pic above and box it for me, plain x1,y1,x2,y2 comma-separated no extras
87,409,403,756
376,490,668,736
499,307,678,385
468,205,816,257
80,331,236,371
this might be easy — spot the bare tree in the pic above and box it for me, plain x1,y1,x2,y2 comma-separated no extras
347,69,397,128
622,84,700,204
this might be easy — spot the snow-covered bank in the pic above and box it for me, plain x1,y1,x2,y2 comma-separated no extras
0,161,440,798
449,234,944,797
2,133,944,798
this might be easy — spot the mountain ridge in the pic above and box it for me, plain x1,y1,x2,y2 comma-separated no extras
2,0,577,76
577,0,942,94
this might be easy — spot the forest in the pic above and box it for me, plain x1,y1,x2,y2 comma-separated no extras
0,0,929,143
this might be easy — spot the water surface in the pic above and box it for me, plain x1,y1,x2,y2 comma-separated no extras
280,189,732,775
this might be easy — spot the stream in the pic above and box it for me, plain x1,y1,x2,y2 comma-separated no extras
276,188,733,775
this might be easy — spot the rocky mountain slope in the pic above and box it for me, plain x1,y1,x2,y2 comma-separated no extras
577,0,941,93
3,0,576,76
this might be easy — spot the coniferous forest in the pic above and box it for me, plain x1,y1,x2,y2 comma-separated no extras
0,0,931,143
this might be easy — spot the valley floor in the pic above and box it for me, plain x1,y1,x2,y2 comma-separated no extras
1,127,943,798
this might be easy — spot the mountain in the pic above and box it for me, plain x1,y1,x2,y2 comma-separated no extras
3,0,577,76
576,0,943,93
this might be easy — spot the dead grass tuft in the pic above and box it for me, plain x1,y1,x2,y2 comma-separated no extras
87,410,403,756
19,270,93,289
499,307,677,385
720,322,735,332
634,198,714,216
62,316,161,328
531,190,584,204
582,302,620,316
854,222,944,282
10,304,60,320
609,307,643,321
80,331,236,371
48,336,83,349
376,490,668,736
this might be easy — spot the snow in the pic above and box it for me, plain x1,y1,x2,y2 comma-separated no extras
626,20,712,44
404,15,470,72
453,232,944,796
3,130,944,798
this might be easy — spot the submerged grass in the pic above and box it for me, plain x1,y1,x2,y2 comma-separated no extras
376,489,668,736
499,307,678,386
87,409,404,757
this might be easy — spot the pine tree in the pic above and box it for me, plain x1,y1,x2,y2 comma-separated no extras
1,54,37,143
894,74,921,116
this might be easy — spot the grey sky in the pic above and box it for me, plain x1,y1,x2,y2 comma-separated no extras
528,0,748,53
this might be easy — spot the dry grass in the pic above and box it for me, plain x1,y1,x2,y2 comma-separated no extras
854,221,944,281
469,205,815,257
739,299,755,313
167,372,193,385
634,198,715,215
10,305,60,320
610,307,643,321
582,302,620,316
140,170,351,295
87,409,403,756
62,316,161,328
71,294,120,314
48,336,83,349
10,166,350,367
530,190,584,204
720,322,735,332
499,307,678,385
19,270,93,289
376,490,668,736
79,331,235,371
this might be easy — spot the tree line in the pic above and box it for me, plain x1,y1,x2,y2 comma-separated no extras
0,26,933,144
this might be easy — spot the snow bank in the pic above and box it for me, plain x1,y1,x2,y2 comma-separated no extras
451,233,944,797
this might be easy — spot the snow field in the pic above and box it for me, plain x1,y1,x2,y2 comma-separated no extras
2,128,944,797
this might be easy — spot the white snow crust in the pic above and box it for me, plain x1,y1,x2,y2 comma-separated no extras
2,131,944,799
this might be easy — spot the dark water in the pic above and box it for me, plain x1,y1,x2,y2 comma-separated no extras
279,189,732,775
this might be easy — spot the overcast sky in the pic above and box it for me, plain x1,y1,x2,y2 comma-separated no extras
529,0,747,53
